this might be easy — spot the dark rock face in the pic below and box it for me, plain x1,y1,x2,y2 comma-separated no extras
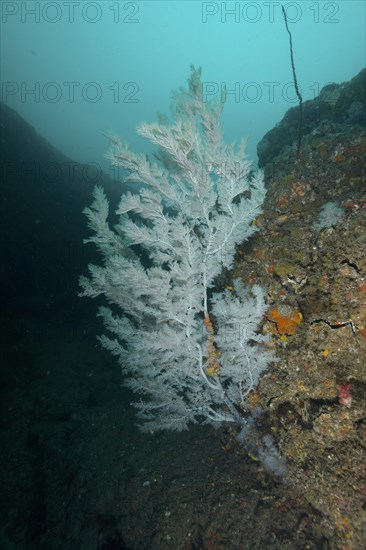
241,68,366,550
257,68,366,167
0,102,122,316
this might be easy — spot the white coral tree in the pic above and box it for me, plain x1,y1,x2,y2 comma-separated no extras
80,66,275,432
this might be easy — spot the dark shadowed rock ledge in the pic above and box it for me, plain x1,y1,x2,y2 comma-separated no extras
257,68,365,168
